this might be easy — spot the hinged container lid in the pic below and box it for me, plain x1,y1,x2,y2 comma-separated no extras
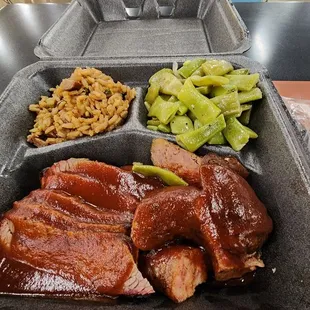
34,0,251,59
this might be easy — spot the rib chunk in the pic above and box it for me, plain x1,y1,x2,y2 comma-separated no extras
140,245,207,303
42,159,163,213
21,189,133,226
0,218,154,296
131,165,273,281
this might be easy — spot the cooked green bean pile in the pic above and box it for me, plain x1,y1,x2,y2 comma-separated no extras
144,59,263,152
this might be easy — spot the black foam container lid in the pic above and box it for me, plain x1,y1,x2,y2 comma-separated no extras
34,0,251,58
0,56,309,309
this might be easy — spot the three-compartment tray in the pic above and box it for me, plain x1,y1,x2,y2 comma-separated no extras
0,56,309,309
34,0,251,58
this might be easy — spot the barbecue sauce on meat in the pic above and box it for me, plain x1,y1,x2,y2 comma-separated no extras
0,219,138,296
132,164,273,281
42,159,163,213
0,248,94,296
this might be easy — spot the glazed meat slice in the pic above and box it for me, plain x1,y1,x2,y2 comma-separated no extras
140,245,207,303
151,138,201,186
41,158,163,213
201,153,249,179
131,165,273,281
0,218,154,296
200,165,272,256
22,189,133,226
131,186,201,250
7,202,127,234
0,255,94,296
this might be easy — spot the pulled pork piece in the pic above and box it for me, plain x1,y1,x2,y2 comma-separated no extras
140,245,207,303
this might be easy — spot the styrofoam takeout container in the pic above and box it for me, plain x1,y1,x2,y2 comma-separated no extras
0,56,309,309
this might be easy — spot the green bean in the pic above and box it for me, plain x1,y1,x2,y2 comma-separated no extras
149,69,183,96
210,84,237,97
176,102,188,115
132,163,188,186
187,110,197,121
168,96,178,102
147,125,158,131
241,104,252,112
201,59,233,76
158,123,171,133
225,73,260,92
147,119,161,126
160,94,172,101
170,116,194,135
176,114,226,152
194,119,203,130
208,132,227,145
239,108,252,125
196,86,211,95
178,79,221,125
191,75,229,87
144,101,151,112
243,125,258,139
178,58,206,78
148,96,179,125
238,88,262,104
210,91,241,116
191,66,204,77
223,117,257,151
229,68,250,75
149,68,173,84
145,83,160,104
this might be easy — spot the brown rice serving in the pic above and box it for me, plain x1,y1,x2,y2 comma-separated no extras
27,67,136,147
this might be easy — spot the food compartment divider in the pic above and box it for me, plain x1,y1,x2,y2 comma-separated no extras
0,56,309,309
34,0,250,59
